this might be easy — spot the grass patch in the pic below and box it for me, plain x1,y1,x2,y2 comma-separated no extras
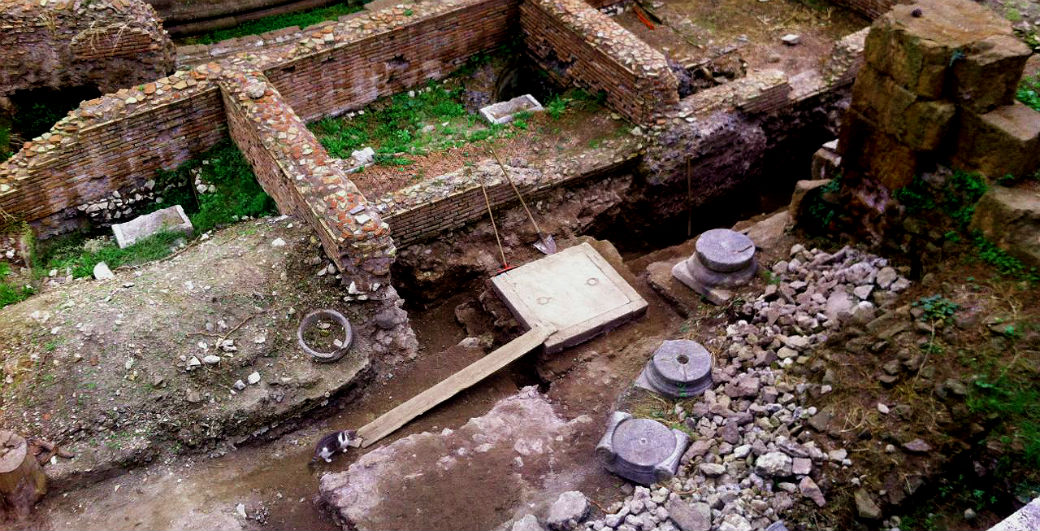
0,262,34,309
311,82,602,167
970,374,1040,466
1018,73,1040,112
32,140,275,281
183,1,368,45
0,120,13,163
153,140,276,234
37,231,184,279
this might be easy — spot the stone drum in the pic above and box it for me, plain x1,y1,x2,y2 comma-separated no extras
672,228,757,304
595,412,689,485
636,340,713,398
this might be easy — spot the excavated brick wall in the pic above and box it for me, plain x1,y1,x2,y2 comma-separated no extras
0,0,174,99
264,0,517,122
0,66,228,236
521,0,679,125
0,0,513,238
829,0,898,20
220,69,394,294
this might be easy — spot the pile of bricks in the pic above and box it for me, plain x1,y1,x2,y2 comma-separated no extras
839,0,1039,192
219,68,394,295
521,0,679,125
0,0,174,99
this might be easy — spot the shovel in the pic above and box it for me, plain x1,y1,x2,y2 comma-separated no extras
488,146,557,255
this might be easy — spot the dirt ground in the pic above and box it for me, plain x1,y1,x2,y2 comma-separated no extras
349,104,636,200
0,216,413,496
612,0,868,74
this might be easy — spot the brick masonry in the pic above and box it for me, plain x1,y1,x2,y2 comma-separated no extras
521,0,679,125
1,0,873,287
0,66,228,236
0,0,174,99
220,68,395,294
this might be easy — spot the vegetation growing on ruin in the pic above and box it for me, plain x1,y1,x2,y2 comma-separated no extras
311,80,604,167
36,231,184,279
26,141,275,281
0,121,12,162
152,141,276,234
0,262,33,308
182,0,370,45
1018,73,1040,112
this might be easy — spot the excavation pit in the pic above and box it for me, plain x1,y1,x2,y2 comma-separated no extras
491,242,648,354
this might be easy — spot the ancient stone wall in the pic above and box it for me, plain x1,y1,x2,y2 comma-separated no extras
0,0,513,238
0,0,174,99
378,153,639,247
220,69,394,293
264,0,517,122
0,67,228,236
828,0,898,20
839,0,1038,197
148,0,365,36
521,0,679,125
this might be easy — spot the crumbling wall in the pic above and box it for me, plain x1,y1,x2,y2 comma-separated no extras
0,0,174,100
148,0,365,36
265,0,517,122
378,153,639,247
219,69,394,294
838,0,1038,225
521,0,679,125
0,0,513,238
828,0,898,20
0,66,228,237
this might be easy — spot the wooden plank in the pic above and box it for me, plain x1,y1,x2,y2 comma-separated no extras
356,324,554,448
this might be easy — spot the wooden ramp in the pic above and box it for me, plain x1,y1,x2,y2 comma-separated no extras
356,324,554,448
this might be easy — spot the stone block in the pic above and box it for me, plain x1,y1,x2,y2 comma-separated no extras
840,110,925,190
851,66,955,151
952,34,1032,113
953,103,1040,179
790,178,832,226
111,205,193,248
971,185,1040,267
863,0,1013,99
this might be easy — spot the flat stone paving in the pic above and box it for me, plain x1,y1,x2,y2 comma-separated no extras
492,242,648,354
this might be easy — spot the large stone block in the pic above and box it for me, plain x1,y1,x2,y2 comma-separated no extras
952,34,1032,113
971,185,1040,267
840,110,926,190
863,0,1014,99
953,103,1040,179
851,66,955,151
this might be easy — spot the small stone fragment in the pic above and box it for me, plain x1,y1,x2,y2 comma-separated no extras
546,491,589,530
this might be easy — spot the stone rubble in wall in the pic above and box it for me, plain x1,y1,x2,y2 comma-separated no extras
562,244,911,531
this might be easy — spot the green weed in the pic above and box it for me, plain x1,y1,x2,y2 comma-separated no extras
1018,73,1040,113
913,294,959,323
0,121,13,162
153,141,276,234
973,235,1040,282
38,231,183,279
969,375,1040,466
0,262,34,309
183,1,369,45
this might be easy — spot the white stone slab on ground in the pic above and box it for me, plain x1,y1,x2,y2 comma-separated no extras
111,205,193,248
491,242,648,354
480,94,544,124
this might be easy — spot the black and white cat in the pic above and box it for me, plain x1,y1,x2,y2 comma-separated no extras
312,429,358,464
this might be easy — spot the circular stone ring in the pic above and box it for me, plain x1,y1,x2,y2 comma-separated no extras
298,309,353,363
